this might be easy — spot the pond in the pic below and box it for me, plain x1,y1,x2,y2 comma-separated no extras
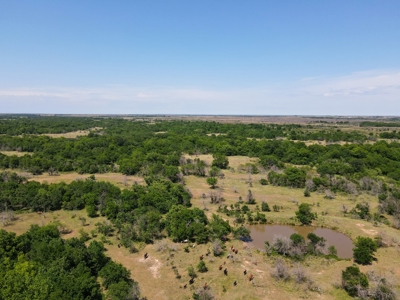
247,224,354,258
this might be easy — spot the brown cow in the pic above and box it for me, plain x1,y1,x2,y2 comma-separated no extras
203,283,207,290
219,265,223,270
199,255,204,260
248,274,254,281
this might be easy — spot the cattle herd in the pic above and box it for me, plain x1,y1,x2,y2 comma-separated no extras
179,244,254,292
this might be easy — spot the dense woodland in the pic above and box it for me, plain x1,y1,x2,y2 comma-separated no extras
0,224,137,300
1,116,400,299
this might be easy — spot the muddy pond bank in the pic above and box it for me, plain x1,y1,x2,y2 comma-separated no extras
247,224,354,258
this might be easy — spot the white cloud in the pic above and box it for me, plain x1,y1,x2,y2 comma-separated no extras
0,70,399,115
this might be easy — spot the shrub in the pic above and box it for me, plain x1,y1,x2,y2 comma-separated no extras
233,226,251,241
206,177,218,189
212,239,223,256
188,265,197,278
273,205,280,212
328,245,337,256
290,233,305,246
295,203,317,225
197,261,208,273
353,236,377,265
271,259,290,281
261,201,271,212
341,265,369,297
259,178,268,185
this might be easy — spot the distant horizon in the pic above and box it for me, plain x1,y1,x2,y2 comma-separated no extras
1,113,400,118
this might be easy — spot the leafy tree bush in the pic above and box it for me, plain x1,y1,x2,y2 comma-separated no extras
197,261,208,273
233,226,251,241
261,201,271,212
290,233,305,246
188,265,197,278
211,153,229,169
341,265,369,297
206,177,218,189
259,178,268,185
353,236,378,265
295,203,317,225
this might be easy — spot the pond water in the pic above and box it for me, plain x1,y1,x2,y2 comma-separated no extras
247,224,354,258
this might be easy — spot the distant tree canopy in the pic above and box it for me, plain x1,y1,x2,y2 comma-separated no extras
0,117,400,185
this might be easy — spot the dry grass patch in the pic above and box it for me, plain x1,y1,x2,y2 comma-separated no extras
40,127,103,138
27,172,145,188
1,209,106,238
0,151,32,157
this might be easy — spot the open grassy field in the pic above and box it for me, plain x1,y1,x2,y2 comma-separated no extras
0,150,32,157
25,172,145,188
2,155,400,299
39,127,103,138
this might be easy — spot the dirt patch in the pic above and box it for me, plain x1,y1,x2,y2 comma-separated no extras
138,257,162,278
356,223,378,235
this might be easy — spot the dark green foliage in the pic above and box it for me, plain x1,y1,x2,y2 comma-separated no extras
233,226,251,241
268,167,307,188
289,233,305,246
196,261,208,273
353,236,378,265
352,202,371,220
261,201,271,212
341,265,369,297
211,153,229,169
209,214,231,240
303,187,310,197
1,117,400,187
295,203,317,225
206,177,218,188
328,245,338,256
165,205,209,243
259,178,268,185
187,265,197,278
99,261,131,289
0,224,135,300
107,281,140,300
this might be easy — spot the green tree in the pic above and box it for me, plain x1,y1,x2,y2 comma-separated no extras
353,236,377,265
211,153,229,169
233,226,251,241
197,261,208,273
206,177,218,189
341,265,369,297
295,203,317,225
290,233,305,246
187,265,197,278
261,201,270,212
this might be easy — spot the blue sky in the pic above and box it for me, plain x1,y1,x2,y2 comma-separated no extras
1,1,399,115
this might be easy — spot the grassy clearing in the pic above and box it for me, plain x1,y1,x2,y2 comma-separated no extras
0,151,32,157
1,209,106,238
25,172,145,188
39,127,103,138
